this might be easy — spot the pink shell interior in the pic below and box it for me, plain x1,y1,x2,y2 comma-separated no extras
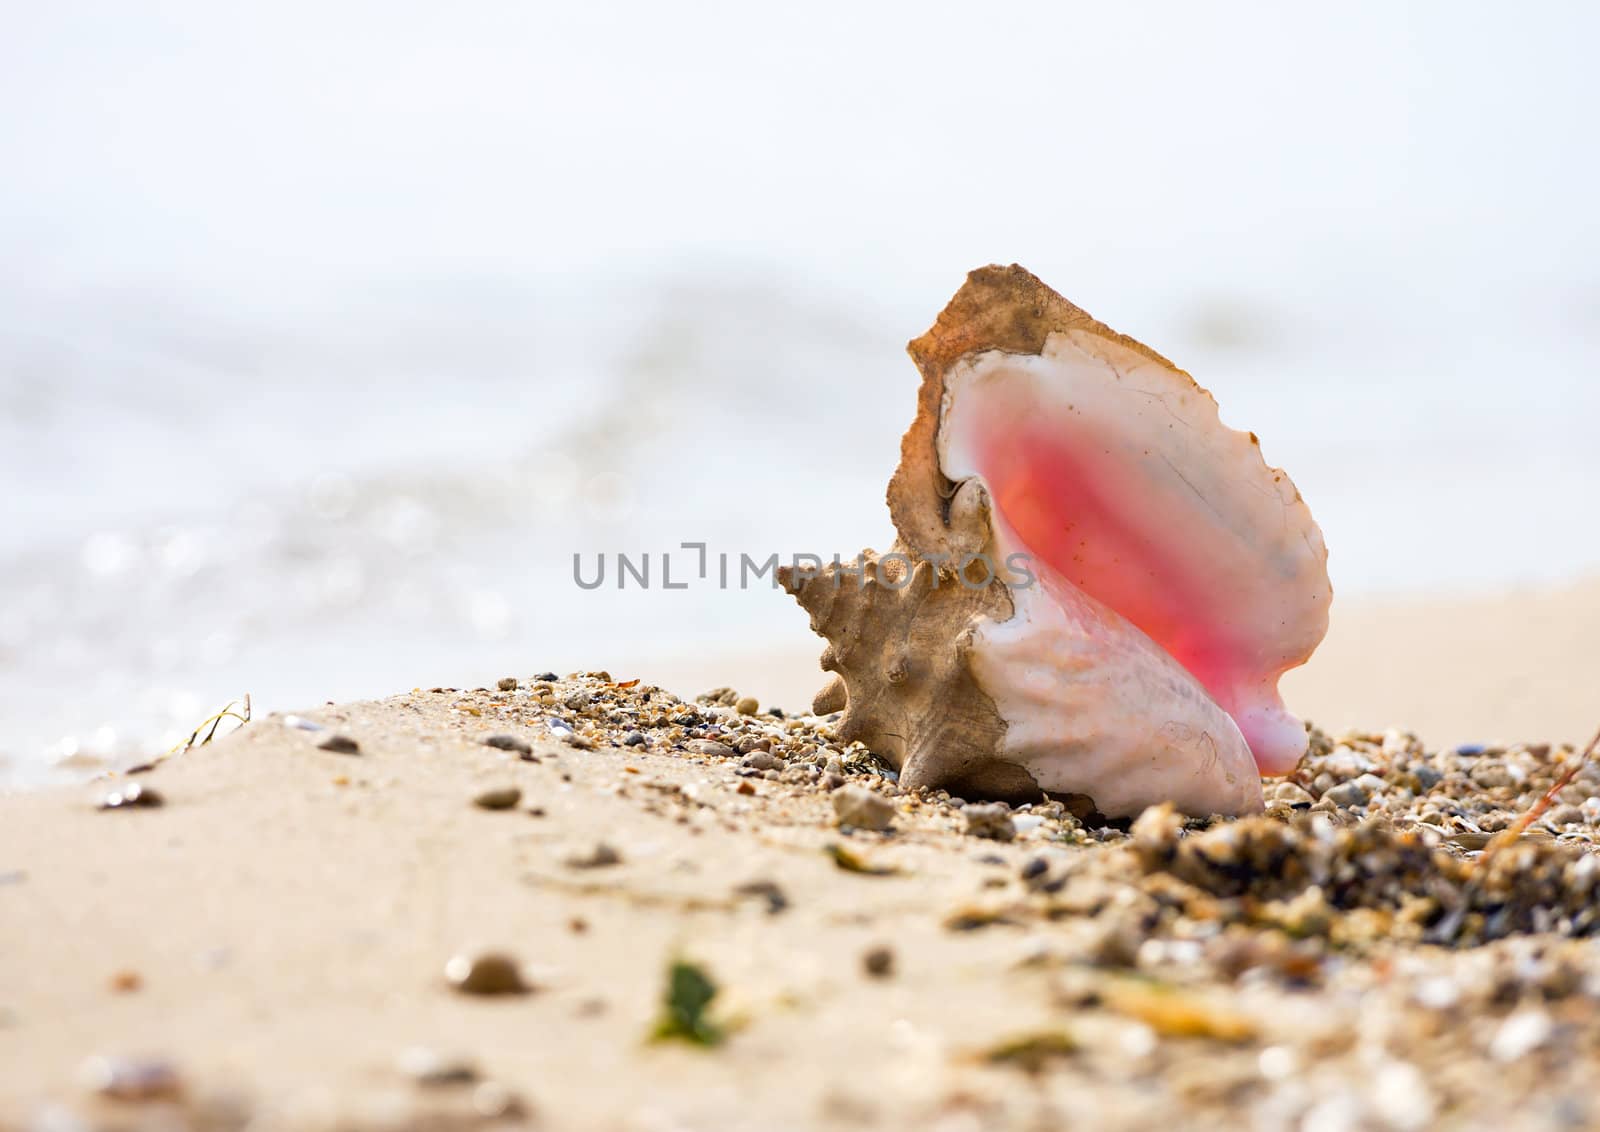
938,331,1331,775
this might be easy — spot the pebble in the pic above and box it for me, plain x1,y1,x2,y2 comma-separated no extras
964,802,1017,841
99,782,163,810
483,734,533,756
497,677,519,691
1371,1061,1436,1132
1322,779,1373,808
1411,976,1462,1011
733,879,789,914
623,731,647,747
1489,1009,1553,1062
565,842,623,869
688,739,735,758
832,786,896,831
444,953,529,995
397,1046,479,1085
741,750,783,771
317,734,361,755
1266,780,1315,807
473,786,522,811
862,945,896,978
735,696,759,716
472,1081,526,1119
79,1055,182,1100
1545,804,1584,828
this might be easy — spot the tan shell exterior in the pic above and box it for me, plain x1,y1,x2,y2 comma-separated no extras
777,544,1050,804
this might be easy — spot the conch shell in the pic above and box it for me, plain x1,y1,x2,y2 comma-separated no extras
781,265,1330,817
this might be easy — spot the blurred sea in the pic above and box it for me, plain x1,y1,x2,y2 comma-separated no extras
4,265,1598,788
3,2,1597,786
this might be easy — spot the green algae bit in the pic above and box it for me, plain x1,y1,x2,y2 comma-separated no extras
650,959,724,1047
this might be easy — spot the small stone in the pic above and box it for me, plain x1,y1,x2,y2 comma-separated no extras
735,696,759,716
1371,1061,1435,1132
535,671,559,682
483,734,533,756
688,739,736,758
741,750,783,772
1489,1009,1552,1061
733,879,789,914
445,952,529,995
964,802,1017,842
1545,804,1584,828
99,782,164,810
821,772,846,791
79,1055,182,1100
1322,779,1372,808
862,945,895,978
397,1046,479,1086
473,786,522,811
317,734,361,754
1414,764,1445,791
497,677,519,692
472,1081,526,1119
832,786,895,831
565,842,622,869
622,731,647,747
1266,780,1314,807
1470,762,1514,790
109,970,142,993
1411,976,1461,1011
1087,920,1142,967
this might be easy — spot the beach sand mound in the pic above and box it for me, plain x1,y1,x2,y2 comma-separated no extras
2,673,1598,1131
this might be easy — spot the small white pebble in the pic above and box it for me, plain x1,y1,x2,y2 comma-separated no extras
1489,1009,1552,1062
1117,1022,1157,1058
1371,1062,1435,1132
1302,1093,1364,1132
1410,976,1461,1011
1257,1044,1297,1081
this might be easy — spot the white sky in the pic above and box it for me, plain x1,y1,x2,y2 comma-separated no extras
3,1,1595,325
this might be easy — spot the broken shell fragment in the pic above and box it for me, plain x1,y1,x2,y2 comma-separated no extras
783,265,1331,818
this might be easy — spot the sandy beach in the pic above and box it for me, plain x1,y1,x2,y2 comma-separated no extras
3,655,1599,1131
